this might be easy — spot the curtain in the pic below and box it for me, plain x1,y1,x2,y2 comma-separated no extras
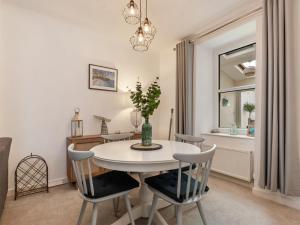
176,40,194,135
259,0,300,195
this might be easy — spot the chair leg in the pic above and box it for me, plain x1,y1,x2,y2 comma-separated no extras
196,201,207,225
147,194,159,225
124,194,135,225
77,200,87,225
176,206,182,225
91,203,98,225
113,197,120,217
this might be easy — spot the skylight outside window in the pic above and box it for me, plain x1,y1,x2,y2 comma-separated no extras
242,60,256,68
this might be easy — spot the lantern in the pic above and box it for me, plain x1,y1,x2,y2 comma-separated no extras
71,107,83,137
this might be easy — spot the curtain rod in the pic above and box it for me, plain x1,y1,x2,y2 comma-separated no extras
173,6,263,51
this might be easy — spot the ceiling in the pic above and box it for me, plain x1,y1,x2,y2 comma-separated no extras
3,0,260,53
201,20,256,49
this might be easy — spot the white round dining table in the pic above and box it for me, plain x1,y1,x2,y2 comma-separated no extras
90,140,200,225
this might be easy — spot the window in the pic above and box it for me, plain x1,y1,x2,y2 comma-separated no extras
218,43,256,128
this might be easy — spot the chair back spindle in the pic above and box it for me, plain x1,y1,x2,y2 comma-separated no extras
173,144,216,202
185,164,193,200
87,159,94,196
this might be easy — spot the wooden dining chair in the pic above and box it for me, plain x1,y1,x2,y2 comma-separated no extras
68,144,139,225
146,144,216,225
101,132,134,216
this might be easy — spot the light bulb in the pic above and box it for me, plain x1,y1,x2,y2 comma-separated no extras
138,33,144,42
129,6,136,15
144,24,150,32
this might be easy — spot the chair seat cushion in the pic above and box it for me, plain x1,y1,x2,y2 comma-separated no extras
85,171,139,199
145,171,209,203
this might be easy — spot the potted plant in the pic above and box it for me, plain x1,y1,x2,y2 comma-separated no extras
130,77,161,146
243,103,255,125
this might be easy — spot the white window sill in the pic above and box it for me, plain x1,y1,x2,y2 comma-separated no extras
201,132,255,140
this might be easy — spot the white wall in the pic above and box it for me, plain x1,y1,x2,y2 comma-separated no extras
0,1,4,134
157,45,177,139
0,3,159,189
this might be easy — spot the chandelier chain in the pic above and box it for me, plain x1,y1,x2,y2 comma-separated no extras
146,0,148,18
139,0,142,27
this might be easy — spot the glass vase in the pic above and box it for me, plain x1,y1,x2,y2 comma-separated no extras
142,118,152,146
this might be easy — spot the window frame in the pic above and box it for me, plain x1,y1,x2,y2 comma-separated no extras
217,43,256,128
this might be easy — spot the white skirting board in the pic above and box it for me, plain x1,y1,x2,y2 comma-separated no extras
252,187,300,210
7,177,68,197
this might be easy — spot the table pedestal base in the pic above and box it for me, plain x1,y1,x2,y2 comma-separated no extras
111,199,170,225
111,173,171,225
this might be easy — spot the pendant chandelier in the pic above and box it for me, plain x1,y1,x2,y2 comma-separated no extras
129,0,151,51
123,0,157,51
123,0,140,25
130,26,151,51
142,0,156,41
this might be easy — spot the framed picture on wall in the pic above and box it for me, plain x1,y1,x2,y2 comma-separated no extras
89,64,118,92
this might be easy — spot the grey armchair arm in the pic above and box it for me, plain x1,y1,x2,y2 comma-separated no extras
0,137,12,218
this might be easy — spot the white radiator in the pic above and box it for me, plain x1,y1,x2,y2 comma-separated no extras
211,147,253,182
202,133,254,182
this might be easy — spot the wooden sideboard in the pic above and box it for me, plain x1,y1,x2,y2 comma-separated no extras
66,132,141,183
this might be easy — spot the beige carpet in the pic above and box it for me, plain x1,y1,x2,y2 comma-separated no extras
1,177,300,225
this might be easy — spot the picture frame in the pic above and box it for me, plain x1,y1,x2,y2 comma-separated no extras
89,64,118,92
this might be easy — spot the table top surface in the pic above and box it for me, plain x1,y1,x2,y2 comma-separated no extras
91,140,200,164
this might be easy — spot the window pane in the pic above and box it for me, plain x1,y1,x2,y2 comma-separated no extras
219,89,255,128
219,44,256,90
